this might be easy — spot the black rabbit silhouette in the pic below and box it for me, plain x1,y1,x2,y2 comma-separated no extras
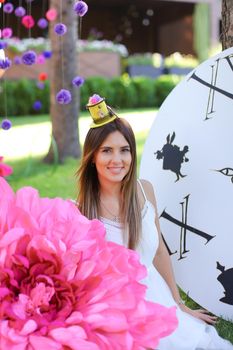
155,132,189,182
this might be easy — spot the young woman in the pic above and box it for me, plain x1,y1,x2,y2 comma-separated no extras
76,94,233,350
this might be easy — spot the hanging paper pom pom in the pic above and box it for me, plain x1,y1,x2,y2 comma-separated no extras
43,50,52,59
1,119,12,130
33,100,42,111
2,28,13,39
3,2,14,13
13,56,21,65
72,76,85,87
22,51,37,65
14,6,26,17
0,41,7,49
46,8,57,21
36,81,45,89
22,15,35,29
88,94,102,105
37,18,48,29
56,89,72,104
73,1,88,17
36,54,45,64
0,57,11,69
38,72,48,81
54,23,67,36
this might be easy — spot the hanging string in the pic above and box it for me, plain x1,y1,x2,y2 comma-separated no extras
74,0,89,58
42,0,47,17
1,1,5,30
17,0,23,38
55,1,88,104
5,3,9,28
59,0,65,87
1,5,8,121
27,0,32,38
3,79,8,119
78,16,82,41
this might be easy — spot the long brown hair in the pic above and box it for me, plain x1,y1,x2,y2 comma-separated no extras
76,117,141,250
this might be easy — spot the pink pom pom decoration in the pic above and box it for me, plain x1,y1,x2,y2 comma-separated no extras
46,8,57,21
36,54,46,64
2,27,13,39
88,94,103,105
22,15,35,29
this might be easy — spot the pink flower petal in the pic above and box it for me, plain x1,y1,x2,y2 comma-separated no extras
29,334,62,349
0,228,25,248
49,326,99,350
20,319,38,335
0,162,13,177
0,180,177,348
0,177,14,200
85,309,129,332
65,311,83,324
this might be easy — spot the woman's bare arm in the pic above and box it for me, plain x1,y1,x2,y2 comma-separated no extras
139,179,217,325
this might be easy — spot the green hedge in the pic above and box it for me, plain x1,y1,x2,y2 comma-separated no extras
0,79,50,116
154,75,182,107
0,75,180,116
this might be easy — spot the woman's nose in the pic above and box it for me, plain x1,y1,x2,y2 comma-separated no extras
111,151,122,162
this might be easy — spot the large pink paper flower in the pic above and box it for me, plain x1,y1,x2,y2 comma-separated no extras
0,179,177,350
0,156,13,177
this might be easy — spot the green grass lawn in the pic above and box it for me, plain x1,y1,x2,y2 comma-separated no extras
1,110,233,343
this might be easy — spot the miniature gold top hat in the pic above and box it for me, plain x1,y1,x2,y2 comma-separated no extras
86,94,117,128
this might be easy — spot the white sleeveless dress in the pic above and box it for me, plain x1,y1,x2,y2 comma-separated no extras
100,182,233,350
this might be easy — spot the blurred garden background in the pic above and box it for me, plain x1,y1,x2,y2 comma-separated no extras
1,0,233,342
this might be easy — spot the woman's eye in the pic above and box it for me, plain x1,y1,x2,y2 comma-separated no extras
122,148,130,152
102,149,111,153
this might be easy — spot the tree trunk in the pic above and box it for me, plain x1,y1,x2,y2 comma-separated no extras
222,0,233,50
44,0,81,163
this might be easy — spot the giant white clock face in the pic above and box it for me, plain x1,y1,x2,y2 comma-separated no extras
140,47,233,320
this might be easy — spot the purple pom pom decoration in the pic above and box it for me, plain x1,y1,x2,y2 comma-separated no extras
0,41,7,50
33,100,42,111
1,119,12,130
56,89,72,104
3,3,14,14
0,57,12,70
13,56,21,65
73,1,88,17
54,23,67,36
15,6,26,17
22,51,37,65
88,94,103,105
72,76,85,87
43,50,52,59
36,81,45,90
37,18,48,29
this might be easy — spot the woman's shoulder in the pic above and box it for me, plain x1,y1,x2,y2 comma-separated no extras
138,178,153,191
137,178,157,207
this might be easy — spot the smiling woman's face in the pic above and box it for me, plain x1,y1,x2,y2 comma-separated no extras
94,130,132,185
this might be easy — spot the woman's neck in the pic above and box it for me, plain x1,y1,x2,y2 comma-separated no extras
98,181,122,222
98,180,122,200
